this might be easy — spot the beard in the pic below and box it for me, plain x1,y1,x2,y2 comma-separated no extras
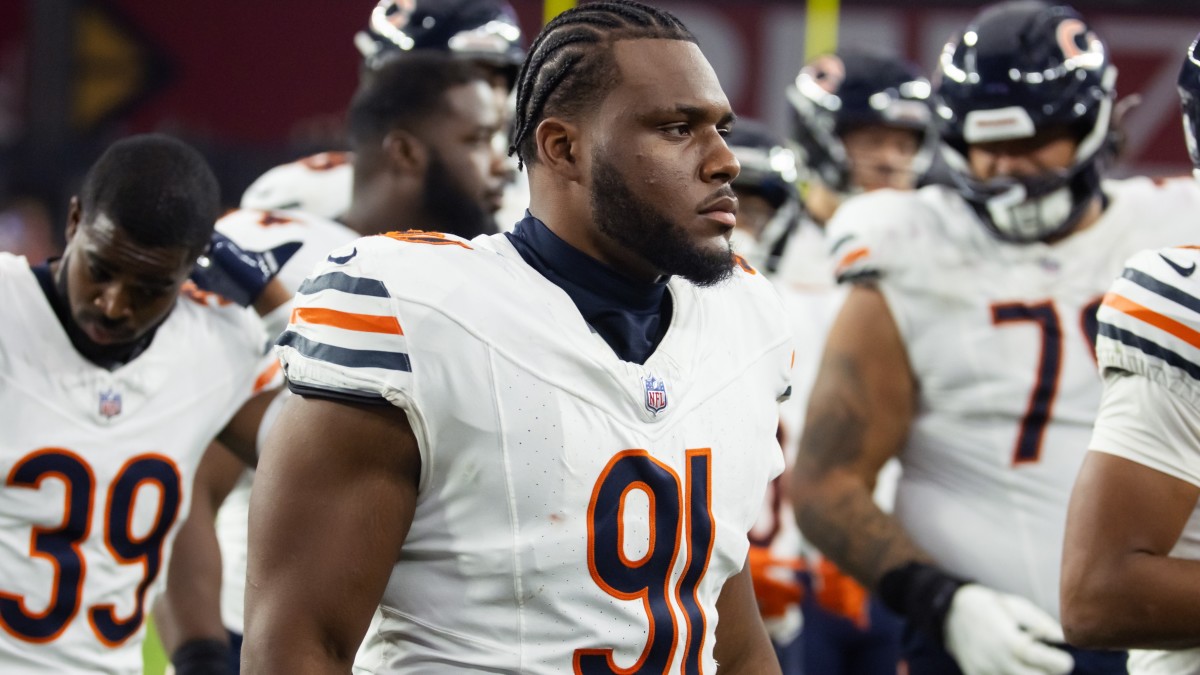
422,150,497,240
590,152,734,287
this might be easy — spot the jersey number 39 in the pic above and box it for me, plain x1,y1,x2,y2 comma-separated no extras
1,448,181,646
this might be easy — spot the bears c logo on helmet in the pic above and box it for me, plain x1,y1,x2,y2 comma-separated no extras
804,54,846,95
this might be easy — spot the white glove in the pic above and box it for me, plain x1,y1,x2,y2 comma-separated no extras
944,584,1075,675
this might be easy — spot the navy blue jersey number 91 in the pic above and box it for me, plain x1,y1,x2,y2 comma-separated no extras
574,448,715,674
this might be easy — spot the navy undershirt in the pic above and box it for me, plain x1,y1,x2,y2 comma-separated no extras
505,214,671,365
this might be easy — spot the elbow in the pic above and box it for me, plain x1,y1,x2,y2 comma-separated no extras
1061,600,1113,649
1060,572,1127,649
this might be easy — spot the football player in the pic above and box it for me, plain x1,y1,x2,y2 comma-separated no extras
153,52,510,674
244,2,791,672
1060,33,1200,675
772,48,934,289
791,2,1200,674
0,135,279,674
240,0,526,226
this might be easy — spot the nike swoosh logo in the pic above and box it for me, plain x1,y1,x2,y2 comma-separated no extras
327,247,357,265
1160,253,1196,277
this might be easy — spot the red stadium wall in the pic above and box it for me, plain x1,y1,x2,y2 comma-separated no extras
9,0,1200,176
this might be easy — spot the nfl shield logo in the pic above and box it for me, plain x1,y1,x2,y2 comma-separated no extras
643,375,668,415
99,389,122,419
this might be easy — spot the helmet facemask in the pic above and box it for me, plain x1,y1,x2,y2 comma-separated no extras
934,1,1117,244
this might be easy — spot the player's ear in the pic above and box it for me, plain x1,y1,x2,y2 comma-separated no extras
65,196,82,240
535,117,583,182
382,129,427,175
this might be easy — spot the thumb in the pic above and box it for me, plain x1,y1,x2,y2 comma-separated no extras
1000,594,1066,643
1013,638,1075,675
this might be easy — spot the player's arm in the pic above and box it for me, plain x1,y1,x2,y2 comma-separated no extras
1062,372,1200,649
242,394,420,675
712,559,782,674
792,285,1076,675
215,387,283,468
155,440,246,673
790,283,926,588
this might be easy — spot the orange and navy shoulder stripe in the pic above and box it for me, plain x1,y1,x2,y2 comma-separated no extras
278,270,412,374
1098,264,1200,381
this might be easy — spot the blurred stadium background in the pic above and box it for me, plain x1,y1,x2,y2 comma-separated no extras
0,0,1194,671
0,0,1195,262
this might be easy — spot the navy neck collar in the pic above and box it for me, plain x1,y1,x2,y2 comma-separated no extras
505,214,671,364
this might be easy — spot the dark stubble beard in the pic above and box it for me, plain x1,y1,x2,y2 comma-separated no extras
422,149,497,240
590,152,735,287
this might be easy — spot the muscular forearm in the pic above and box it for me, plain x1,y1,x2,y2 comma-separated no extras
155,508,226,652
1064,553,1200,650
793,468,930,589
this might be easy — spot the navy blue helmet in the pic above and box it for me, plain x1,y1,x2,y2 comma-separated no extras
1180,34,1200,177
786,49,933,194
934,0,1116,243
355,0,525,88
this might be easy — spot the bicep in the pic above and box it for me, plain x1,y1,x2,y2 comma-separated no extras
243,394,420,671
796,283,915,485
1066,451,1198,567
1068,370,1200,565
1061,370,1200,647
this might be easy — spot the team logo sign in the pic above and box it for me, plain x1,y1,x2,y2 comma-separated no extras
99,389,122,419
643,375,668,415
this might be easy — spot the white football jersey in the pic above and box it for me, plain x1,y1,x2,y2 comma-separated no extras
1090,246,1200,674
827,177,1200,619
240,152,355,221
211,207,360,633
276,231,793,673
0,254,266,674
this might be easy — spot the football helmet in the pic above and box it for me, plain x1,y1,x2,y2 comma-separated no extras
1179,34,1200,178
354,0,525,88
725,120,803,273
786,49,933,194
934,0,1116,243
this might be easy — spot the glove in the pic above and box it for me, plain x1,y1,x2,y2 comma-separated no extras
190,231,301,307
944,584,1075,675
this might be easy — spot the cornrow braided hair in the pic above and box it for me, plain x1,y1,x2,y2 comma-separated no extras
508,0,695,169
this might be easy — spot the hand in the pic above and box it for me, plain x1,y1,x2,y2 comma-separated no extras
190,231,301,307
944,584,1075,675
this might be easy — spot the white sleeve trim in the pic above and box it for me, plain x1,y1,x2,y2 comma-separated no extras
1089,369,1200,488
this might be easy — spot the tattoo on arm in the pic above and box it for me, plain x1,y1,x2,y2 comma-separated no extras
794,353,929,588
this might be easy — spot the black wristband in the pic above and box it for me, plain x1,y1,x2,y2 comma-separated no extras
877,561,968,646
171,637,233,675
